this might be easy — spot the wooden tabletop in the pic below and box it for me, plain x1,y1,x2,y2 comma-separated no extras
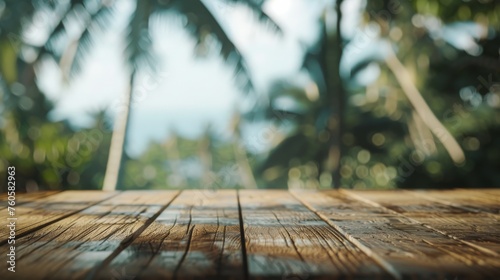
1,189,499,279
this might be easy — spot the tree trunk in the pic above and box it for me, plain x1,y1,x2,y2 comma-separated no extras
102,71,135,191
322,0,345,189
384,48,465,164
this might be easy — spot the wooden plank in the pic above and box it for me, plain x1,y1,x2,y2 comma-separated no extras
239,190,386,279
409,189,500,215
96,190,244,279
0,191,60,205
349,190,500,256
0,191,179,279
480,188,500,196
293,190,500,279
0,191,117,244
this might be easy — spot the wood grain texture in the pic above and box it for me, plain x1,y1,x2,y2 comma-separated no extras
294,190,500,279
0,191,60,205
239,190,386,279
97,190,244,280
0,191,179,279
0,191,117,243
349,190,500,257
1,189,499,279
478,188,500,196
409,189,500,215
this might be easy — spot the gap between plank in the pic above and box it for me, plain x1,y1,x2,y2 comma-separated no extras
289,190,402,280
341,189,499,258
173,223,195,279
0,191,121,246
236,189,249,280
85,190,182,280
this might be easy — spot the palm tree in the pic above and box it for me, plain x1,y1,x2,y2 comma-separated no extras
319,0,345,188
251,0,346,189
2,0,279,191
253,0,488,189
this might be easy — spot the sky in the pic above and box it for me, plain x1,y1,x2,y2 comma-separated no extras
37,0,331,156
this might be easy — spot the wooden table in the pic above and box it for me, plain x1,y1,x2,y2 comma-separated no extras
1,189,499,279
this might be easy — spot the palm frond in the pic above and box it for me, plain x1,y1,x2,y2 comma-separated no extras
32,0,58,9
45,1,86,50
175,0,255,92
67,4,114,75
257,132,313,174
29,0,114,76
0,1,36,36
34,0,87,62
6,0,281,92
124,0,155,71
223,0,281,33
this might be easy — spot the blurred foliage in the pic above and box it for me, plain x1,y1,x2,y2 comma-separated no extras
121,125,258,190
343,0,500,189
254,0,500,189
0,0,112,191
0,61,112,191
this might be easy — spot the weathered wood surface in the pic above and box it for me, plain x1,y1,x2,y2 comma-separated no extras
0,191,117,244
98,190,244,279
0,191,60,205
1,191,179,279
410,189,500,215
293,190,499,279
351,190,500,256
0,189,498,279
239,190,385,279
